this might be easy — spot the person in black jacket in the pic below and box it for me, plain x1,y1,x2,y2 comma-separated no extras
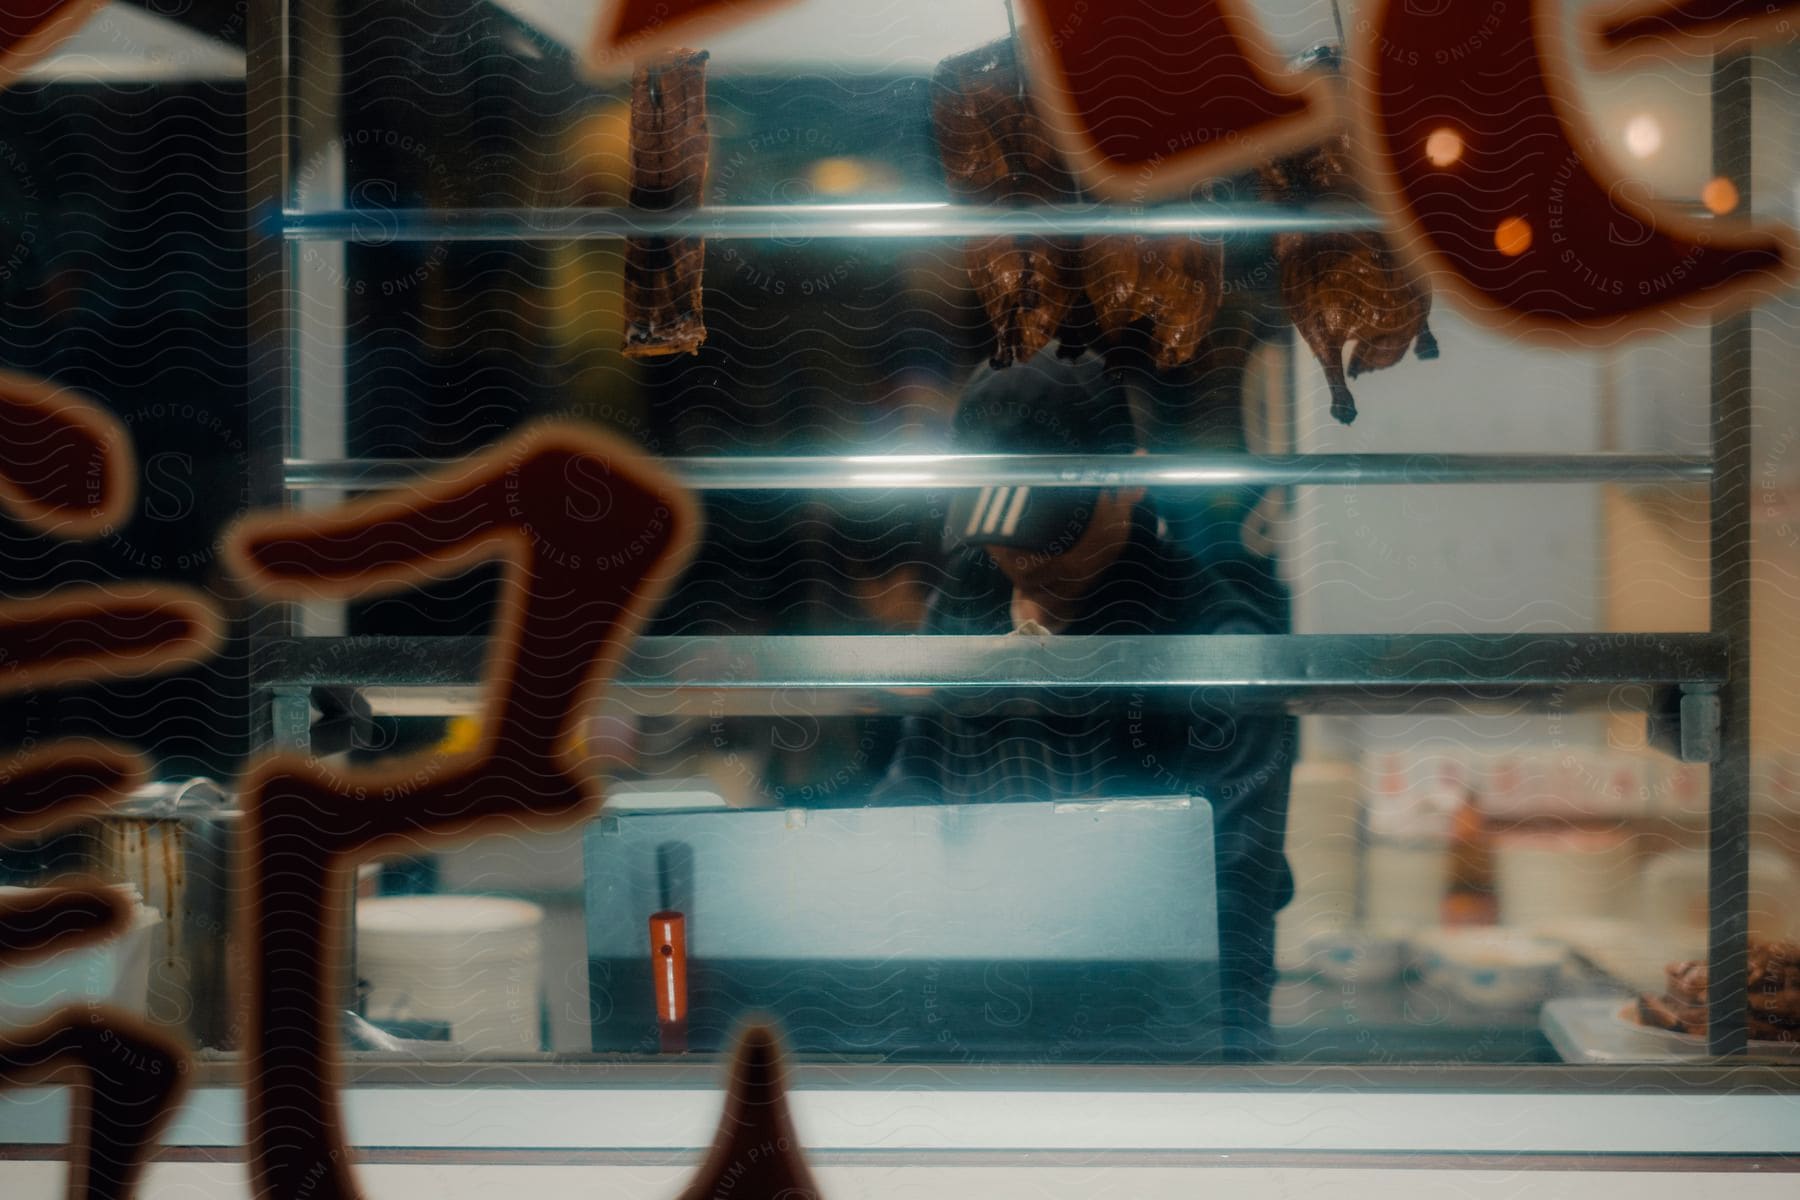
871,345,1297,1058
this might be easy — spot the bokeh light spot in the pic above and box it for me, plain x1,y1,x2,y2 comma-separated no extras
1495,217,1532,257
1625,114,1663,159
1702,176,1740,215
1425,127,1463,168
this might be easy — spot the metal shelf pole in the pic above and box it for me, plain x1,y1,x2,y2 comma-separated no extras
278,202,1384,242
277,201,1719,244
255,632,1727,701
280,452,1711,492
1706,51,1756,1058
244,0,297,755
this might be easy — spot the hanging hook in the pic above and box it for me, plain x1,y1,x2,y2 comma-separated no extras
1004,0,1025,100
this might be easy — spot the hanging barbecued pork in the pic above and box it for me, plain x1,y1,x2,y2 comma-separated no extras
622,49,711,358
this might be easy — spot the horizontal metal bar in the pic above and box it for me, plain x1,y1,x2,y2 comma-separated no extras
12,1071,1797,1154
202,1056,1800,1094
30,1146,1800,1172
357,687,1707,721
277,201,1384,242
259,633,1727,696
282,453,1712,492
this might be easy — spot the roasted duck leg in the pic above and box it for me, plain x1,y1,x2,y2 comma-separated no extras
1261,129,1436,424
623,49,710,358
931,38,1081,368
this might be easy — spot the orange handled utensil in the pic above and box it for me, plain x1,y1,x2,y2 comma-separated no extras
650,909,687,1052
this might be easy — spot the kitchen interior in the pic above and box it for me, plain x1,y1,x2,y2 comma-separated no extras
2,1,1800,1193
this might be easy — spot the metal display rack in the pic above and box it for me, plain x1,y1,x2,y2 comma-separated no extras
246,5,1759,1055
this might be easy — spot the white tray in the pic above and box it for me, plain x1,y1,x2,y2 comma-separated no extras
1542,996,1800,1062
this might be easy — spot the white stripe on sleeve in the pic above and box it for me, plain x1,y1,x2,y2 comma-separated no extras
1000,485,1030,536
983,486,1011,533
964,487,994,536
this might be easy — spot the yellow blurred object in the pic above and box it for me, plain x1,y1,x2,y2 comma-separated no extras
550,102,633,354
438,715,482,755
437,714,592,765
809,157,869,196
551,246,628,351
566,104,632,205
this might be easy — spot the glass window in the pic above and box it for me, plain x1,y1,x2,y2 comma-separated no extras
3,0,1796,1085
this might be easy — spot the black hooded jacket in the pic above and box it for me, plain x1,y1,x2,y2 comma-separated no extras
870,502,1297,1055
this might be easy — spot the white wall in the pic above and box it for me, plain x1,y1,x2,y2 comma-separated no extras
504,0,1350,73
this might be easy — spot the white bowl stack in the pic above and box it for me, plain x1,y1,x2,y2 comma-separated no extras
1494,829,1640,927
1411,927,1565,1010
356,895,544,1055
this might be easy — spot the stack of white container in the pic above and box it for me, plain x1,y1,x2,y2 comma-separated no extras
1358,748,1468,930
356,895,544,1055
1318,743,1800,994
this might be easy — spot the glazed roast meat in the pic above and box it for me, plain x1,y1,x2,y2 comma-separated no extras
932,37,1227,370
1083,233,1225,371
622,49,710,358
1259,132,1437,424
1634,939,1800,1042
930,38,1081,368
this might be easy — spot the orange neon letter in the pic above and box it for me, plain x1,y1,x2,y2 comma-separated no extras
224,423,696,1200
1353,0,1795,341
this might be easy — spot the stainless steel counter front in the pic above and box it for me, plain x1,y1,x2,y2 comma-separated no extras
4,1063,1800,1157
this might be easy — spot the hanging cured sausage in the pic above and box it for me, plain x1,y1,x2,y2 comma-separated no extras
623,49,711,358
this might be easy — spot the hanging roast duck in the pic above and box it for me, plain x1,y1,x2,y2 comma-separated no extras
1257,44,1438,424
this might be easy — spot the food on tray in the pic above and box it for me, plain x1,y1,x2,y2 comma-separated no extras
622,49,711,358
1630,939,1800,1043
929,37,1082,369
1256,47,1436,424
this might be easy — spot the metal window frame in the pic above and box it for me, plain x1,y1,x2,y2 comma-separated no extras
1705,51,1755,1059
242,0,1763,1062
